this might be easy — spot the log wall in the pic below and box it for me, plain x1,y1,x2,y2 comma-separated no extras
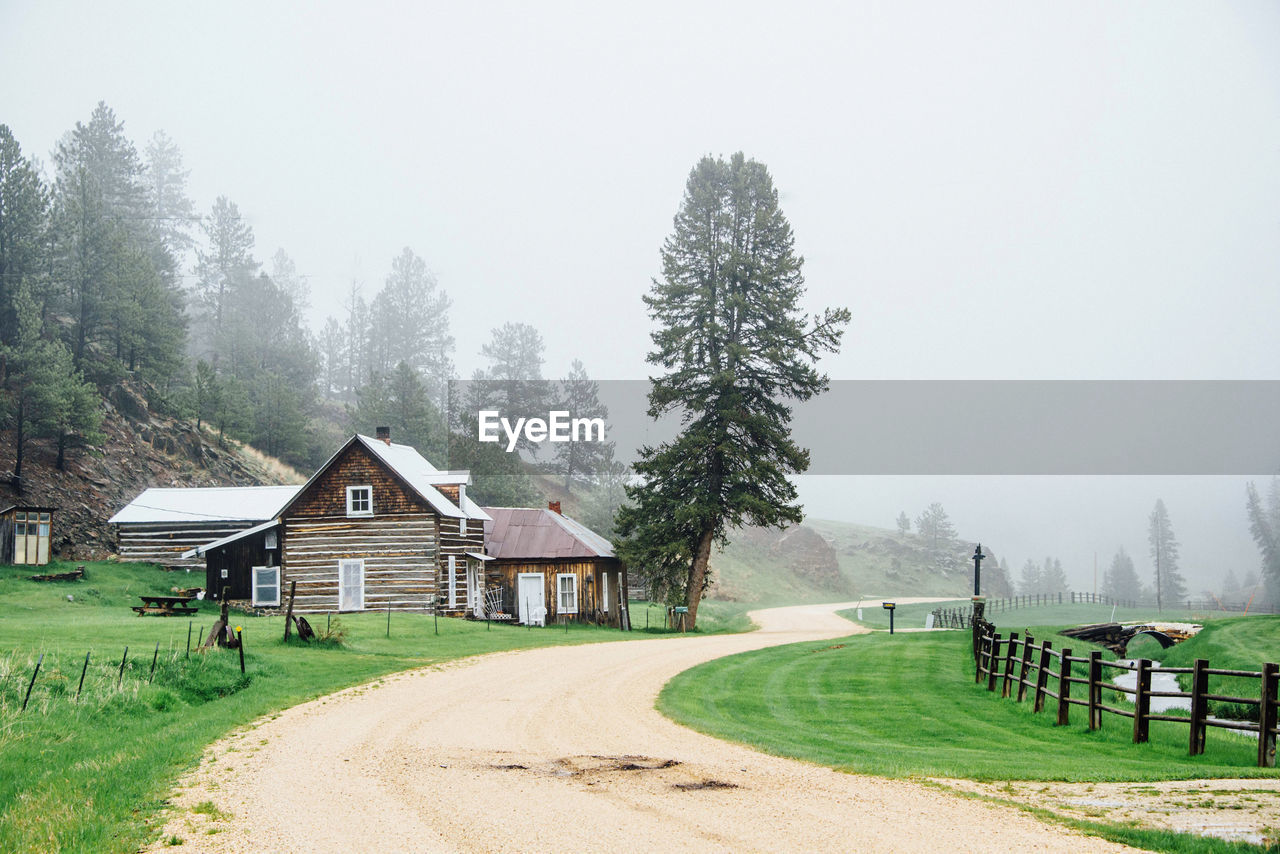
437,514,487,616
116,522,258,569
494,558,625,625
281,513,438,612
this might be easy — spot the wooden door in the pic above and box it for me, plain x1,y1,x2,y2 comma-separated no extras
517,572,545,625
339,559,364,611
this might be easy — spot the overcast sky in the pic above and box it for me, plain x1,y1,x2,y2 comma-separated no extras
3,1,1278,594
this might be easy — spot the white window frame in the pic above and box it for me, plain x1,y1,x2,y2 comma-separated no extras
252,566,281,607
459,515,467,536
339,558,365,611
447,555,457,608
345,485,373,517
556,573,578,615
602,572,609,613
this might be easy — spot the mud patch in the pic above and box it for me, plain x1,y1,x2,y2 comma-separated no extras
674,780,739,791
492,763,528,770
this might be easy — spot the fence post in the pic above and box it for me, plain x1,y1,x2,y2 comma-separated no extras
76,651,90,701
975,629,991,682
21,653,44,712
1259,662,1277,768
1002,632,1018,698
1034,640,1052,713
1088,650,1102,730
1133,659,1151,743
1057,648,1072,725
987,634,1002,692
117,646,129,688
1017,635,1034,702
1189,658,1209,756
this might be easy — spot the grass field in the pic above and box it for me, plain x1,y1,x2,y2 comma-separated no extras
659,622,1278,783
0,561,722,854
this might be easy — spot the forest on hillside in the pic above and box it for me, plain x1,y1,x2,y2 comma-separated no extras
0,103,623,528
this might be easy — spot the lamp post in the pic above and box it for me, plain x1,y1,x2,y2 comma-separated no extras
972,543,984,597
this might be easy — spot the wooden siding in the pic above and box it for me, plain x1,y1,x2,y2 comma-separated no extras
281,513,438,612
436,514,487,616
287,441,427,518
116,522,258,568
493,558,625,625
206,530,280,601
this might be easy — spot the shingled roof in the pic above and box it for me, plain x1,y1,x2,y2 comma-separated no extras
482,507,615,560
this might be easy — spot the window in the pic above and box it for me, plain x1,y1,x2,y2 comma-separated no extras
602,572,609,613
447,555,457,608
346,485,372,517
557,573,578,614
252,566,281,607
459,515,467,536
264,529,278,550
339,559,365,611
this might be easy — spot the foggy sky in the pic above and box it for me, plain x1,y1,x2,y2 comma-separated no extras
3,1,1278,594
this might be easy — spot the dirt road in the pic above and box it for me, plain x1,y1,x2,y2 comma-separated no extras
152,600,1137,852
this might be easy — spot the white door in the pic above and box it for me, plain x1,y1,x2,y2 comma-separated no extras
517,573,545,625
467,560,483,618
339,559,364,611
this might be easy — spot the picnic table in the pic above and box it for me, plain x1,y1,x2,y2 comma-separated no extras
132,595,199,617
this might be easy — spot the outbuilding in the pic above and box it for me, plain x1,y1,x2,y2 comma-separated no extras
0,505,55,565
483,502,627,627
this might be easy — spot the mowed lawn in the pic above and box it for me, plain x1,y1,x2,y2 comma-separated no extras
0,561,722,854
659,620,1279,782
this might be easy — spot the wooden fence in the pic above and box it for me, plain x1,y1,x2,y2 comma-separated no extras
973,627,1278,767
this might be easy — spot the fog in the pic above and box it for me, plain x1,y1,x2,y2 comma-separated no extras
3,1,1278,594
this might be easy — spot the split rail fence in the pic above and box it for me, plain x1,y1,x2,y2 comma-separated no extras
973,627,1278,767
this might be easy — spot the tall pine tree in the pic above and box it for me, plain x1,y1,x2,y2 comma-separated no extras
615,153,848,626
1148,498,1187,610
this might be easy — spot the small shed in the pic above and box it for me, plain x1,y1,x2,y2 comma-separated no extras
483,503,627,627
109,486,300,569
183,520,282,604
0,505,55,565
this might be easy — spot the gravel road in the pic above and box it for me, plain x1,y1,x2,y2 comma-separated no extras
150,600,1138,853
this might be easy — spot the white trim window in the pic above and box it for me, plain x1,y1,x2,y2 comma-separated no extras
252,566,281,607
339,559,365,611
459,515,467,536
346,485,373,517
556,573,578,615
602,572,610,613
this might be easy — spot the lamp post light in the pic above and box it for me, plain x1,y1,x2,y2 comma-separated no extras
972,543,985,597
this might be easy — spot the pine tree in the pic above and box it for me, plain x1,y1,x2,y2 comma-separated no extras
896,511,911,535
614,153,848,626
552,359,614,493
1019,558,1042,595
1148,498,1187,610
1041,556,1070,595
1245,479,1280,610
1102,547,1143,602
915,503,957,552
0,125,48,344
193,196,258,362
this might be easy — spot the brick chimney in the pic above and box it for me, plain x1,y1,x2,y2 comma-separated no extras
375,426,391,445
548,500,561,515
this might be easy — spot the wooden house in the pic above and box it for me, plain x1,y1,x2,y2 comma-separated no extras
0,505,55,566
482,502,627,627
258,428,490,614
109,486,300,569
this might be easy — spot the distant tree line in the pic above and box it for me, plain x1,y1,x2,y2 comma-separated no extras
0,105,624,521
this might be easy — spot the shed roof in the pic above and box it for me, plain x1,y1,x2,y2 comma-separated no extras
180,518,280,558
108,486,301,525
482,507,615,560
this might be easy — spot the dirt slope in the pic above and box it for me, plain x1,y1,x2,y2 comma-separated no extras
148,601,1136,853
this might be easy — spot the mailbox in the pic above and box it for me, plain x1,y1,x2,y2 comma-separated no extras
882,601,897,634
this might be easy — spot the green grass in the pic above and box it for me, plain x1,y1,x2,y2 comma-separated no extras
0,561,648,854
627,598,757,635
659,629,1276,782
843,599,1236,633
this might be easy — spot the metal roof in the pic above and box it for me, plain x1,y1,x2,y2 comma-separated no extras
180,518,280,558
354,435,490,521
109,486,301,525
482,507,615,560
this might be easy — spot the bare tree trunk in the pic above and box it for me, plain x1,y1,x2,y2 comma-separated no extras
685,526,716,629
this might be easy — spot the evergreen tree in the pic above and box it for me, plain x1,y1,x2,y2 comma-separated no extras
192,196,258,362
473,321,549,455
614,153,849,626
915,502,957,552
1102,547,1143,602
1019,558,1042,594
368,248,452,402
144,130,196,267
1040,556,1070,595
349,361,447,460
1245,479,1280,609
0,125,48,344
896,511,911,535
1148,498,1187,610
552,359,614,492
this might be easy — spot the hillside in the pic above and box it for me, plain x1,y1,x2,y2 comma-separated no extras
705,519,982,605
0,379,305,560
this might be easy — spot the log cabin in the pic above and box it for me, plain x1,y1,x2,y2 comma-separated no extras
482,502,627,626
109,486,300,569
209,428,492,613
